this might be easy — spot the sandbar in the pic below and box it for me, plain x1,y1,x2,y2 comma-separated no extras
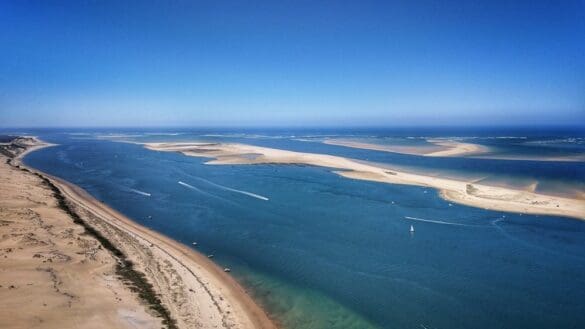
145,142,585,220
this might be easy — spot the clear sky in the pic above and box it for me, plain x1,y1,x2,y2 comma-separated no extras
1,0,584,127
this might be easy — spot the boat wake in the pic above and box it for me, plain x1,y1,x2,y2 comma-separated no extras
129,188,151,197
193,177,269,201
404,216,481,227
177,181,239,205
178,181,203,192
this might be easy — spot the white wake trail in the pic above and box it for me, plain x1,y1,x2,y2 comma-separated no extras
404,216,477,227
178,181,201,191
129,188,151,197
178,181,238,205
194,177,269,201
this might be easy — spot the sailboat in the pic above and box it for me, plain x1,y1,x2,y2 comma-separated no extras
410,225,415,233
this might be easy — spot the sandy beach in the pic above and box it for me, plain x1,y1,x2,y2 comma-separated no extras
323,138,487,157
1,137,276,329
145,142,585,220
324,138,585,162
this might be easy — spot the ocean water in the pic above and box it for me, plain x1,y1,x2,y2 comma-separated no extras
17,128,585,329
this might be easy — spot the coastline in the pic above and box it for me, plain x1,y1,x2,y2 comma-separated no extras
323,138,487,157
323,138,585,162
9,138,276,329
145,142,585,220
1,138,164,328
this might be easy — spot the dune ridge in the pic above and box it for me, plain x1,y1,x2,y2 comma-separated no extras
1,137,276,329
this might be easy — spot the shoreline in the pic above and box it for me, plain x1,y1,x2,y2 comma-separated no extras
13,138,277,329
323,138,585,162
145,142,585,221
323,138,487,157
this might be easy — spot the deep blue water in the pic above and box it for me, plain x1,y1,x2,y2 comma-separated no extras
15,128,585,329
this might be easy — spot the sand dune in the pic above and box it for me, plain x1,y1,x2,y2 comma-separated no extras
1,138,276,329
145,142,585,220
0,142,161,329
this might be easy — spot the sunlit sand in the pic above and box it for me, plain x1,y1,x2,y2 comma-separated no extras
145,142,585,220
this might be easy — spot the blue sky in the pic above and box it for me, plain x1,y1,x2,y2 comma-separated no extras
1,0,584,127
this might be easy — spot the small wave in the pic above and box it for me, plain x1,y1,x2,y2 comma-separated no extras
490,217,585,261
404,216,479,227
193,177,269,201
56,151,72,164
199,133,289,139
129,188,151,197
526,137,584,145
96,134,145,139
143,132,183,136
66,132,92,136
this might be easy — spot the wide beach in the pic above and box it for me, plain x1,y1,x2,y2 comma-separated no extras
0,137,275,329
16,130,585,329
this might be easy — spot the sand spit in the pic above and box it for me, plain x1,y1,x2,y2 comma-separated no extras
424,139,487,157
323,138,585,162
145,142,585,220
323,138,487,157
1,138,276,329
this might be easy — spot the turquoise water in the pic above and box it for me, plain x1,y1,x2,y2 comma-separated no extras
18,128,585,329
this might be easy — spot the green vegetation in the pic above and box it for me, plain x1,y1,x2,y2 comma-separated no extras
8,156,177,329
466,184,478,195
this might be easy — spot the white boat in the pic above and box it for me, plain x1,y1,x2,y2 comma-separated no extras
223,268,231,272
410,225,415,233
192,242,198,246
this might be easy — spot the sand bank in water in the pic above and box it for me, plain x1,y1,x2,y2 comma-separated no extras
323,138,487,157
1,138,275,329
324,138,585,162
145,142,585,220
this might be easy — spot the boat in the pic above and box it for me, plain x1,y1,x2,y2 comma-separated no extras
207,254,214,258
410,225,415,233
223,268,231,272
192,242,198,246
